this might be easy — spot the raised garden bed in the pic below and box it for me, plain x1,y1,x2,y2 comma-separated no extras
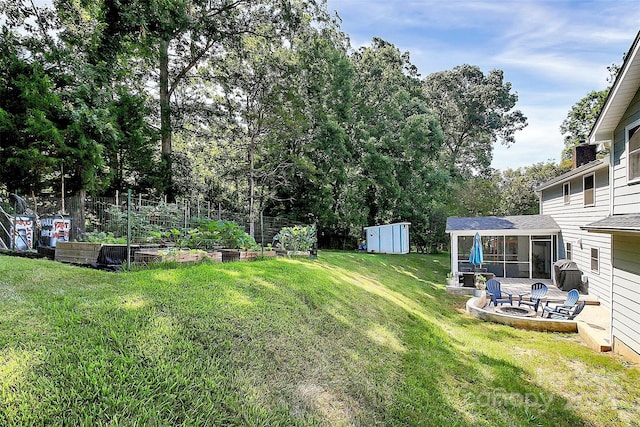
134,249,222,264
275,249,311,258
219,249,261,262
55,242,103,264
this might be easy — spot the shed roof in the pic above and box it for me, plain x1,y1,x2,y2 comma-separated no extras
446,215,559,233
582,214,640,233
363,222,411,230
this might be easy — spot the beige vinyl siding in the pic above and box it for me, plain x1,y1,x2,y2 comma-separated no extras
612,88,640,215
611,234,640,357
541,167,612,309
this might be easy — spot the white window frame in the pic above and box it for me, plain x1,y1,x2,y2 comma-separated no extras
590,247,599,273
626,119,640,184
583,173,595,207
566,242,572,260
563,182,570,205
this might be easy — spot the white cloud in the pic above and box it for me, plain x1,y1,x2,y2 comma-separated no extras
492,104,567,170
327,0,639,170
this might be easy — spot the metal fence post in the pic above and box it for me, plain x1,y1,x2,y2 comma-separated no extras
260,210,264,254
127,189,131,270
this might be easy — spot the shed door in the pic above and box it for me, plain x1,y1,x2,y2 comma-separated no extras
367,228,380,253
380,226,394,253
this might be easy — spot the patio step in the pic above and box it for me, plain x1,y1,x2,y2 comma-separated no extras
577,305,612,353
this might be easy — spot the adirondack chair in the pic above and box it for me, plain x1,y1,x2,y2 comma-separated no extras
542,289,580,318
486,279,513,306
518,282,548,313
546,301,586,320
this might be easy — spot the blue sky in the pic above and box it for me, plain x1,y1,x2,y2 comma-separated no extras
325,0,640,170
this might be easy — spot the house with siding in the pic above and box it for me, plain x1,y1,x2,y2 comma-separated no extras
536,153,612,311
536,30,640,361
446,30,640,361
579,30,640,361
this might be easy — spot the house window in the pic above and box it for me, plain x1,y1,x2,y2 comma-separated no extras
563,182,570,205
566,242,572,260
590,248,599,273
584,173,594,206
628,124,640,183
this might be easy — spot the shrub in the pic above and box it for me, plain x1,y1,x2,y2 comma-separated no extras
185,220,258,250
78,231,127,244
273,225,316,252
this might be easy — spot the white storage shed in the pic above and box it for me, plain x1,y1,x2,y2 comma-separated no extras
364,222,410,254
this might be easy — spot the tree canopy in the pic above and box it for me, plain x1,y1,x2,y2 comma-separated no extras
422,64,527,177
0,0,535,250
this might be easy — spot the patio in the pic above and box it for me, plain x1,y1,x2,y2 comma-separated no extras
448,278,612,353
492,278,598,304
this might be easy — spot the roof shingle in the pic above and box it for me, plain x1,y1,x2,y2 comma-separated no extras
582,214,640,232
446,215,560,232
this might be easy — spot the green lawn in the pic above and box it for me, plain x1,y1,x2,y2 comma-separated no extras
0,251,638,426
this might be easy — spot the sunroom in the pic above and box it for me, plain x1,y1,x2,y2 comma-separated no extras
446,215,561,279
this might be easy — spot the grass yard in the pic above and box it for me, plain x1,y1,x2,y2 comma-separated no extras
0,251,638,426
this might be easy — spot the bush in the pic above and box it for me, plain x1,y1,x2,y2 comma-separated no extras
273,225,316,252
78,231,127,244
184,220,259,251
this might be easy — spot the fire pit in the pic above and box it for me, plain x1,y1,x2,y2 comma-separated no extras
494,306,537,318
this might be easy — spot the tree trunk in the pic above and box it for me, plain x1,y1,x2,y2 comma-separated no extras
248,137,255,238
159,38,174,202
70,189,86,241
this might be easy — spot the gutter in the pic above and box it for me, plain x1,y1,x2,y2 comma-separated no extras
535,158,609,192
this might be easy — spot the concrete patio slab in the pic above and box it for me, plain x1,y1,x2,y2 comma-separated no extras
460,283,613,353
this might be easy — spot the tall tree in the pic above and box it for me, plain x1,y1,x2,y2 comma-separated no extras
0,33,64,196
346,38,445,249
498,162,568,215
267,10,354,232
94,0,314,201
422,64,527,177
559,89,609,164
559,63,620,166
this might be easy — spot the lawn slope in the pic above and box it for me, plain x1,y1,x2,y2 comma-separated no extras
0,252,638,426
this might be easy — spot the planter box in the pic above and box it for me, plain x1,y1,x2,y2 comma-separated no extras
220,249,260,262
206,251,222,262
134,249,222,264
275,250,311,258
220,249,240,262
239,250,259,261
55,242,102,264
259,250,277,258
37,246,56,260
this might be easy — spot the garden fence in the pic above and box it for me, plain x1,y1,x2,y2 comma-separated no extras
0,191,304,247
